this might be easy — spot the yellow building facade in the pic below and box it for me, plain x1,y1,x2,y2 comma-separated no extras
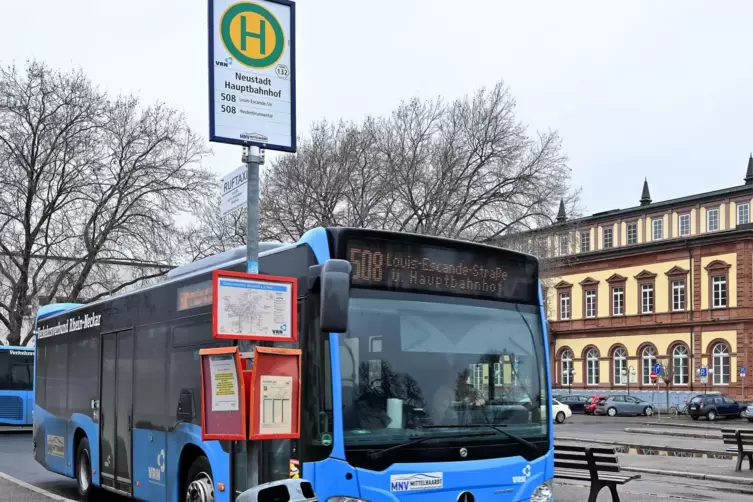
531,161,753,399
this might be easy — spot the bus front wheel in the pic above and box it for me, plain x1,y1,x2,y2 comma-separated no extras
185,456,215,502
75,437,93,499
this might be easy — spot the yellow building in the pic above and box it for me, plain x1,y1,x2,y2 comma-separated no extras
536,157,753,399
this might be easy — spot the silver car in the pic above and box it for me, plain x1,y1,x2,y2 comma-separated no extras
596,395,654,417
745,403,753,422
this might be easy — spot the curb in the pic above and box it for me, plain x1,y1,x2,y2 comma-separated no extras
624,427,719,439
621,466,753,488
0,472,76,501
556,436,729,457
641,421,753,431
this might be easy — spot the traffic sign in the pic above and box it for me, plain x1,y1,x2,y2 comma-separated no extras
700,376,708,384
650,371,657,382
220,164,248,216
699,367,708,378
741,367,747,377
209,0,297,152
653,363,662,374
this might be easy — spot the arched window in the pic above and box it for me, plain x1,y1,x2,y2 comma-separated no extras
586,349,600,385
642,346,657,385
673,345,689,385
613,347,627,386
561,350,573,385
712,343,730,385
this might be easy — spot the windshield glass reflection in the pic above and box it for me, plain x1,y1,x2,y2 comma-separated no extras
339,291,548,449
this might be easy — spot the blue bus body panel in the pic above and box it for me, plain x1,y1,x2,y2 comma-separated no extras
308,455,551,502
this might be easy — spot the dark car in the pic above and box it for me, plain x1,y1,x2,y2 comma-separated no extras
555,394,589,413
584,394,608,415
687,394,747,421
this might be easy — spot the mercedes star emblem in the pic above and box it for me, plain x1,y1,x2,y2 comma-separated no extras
457,491,475,502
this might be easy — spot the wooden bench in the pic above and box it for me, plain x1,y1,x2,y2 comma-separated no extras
554,443,640,502
721,428,753,472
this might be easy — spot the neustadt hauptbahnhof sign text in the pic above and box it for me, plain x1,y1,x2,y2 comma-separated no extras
208,0,296,152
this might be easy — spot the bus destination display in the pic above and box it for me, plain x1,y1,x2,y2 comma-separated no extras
346,238,537,302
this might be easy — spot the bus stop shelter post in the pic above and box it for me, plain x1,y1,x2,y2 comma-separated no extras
240,145,263,489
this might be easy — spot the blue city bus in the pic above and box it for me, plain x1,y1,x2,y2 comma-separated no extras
33,227,553,502
0,345,34,426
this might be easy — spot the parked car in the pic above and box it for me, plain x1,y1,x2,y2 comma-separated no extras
595,395,654,417
552,399,572,423
687,394,747,421
584,394,608,415
555,394,589,413
745,403,753,422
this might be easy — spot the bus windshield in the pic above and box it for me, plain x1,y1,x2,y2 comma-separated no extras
339,289,548,464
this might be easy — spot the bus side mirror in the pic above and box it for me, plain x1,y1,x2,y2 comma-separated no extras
319,259,351,334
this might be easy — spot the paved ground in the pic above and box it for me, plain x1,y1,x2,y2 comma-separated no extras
4,420,753,501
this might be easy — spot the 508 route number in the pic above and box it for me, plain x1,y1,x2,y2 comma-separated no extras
221,105,236,114
220,93,237,102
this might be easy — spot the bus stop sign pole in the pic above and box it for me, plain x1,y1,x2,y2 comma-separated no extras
242,146,262,275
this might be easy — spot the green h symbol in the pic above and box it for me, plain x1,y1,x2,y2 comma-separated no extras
240,15,266,54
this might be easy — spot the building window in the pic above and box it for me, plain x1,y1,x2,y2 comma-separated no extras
627,223,637,245
559,234,569,256
561,350,573,385
641,284,654,313
603,228,613,249
470,363,484,389
712,276,727,308
612,287,624,316
580,231,590,253
712,343,730,385
493,362,503,386
672,280,685,311
679,214,691,237
559,292,571,320
613,348,627,386
584,290,597,318
738,203,750,225
652,219,663,241
642,346,657,385
707,208,719,232
673,345,688,385
586,349,599,386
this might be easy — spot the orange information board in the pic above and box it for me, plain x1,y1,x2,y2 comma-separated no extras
248,347,302,440
199,346,246,441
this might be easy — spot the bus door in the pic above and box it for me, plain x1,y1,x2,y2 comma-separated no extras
100,330,134,496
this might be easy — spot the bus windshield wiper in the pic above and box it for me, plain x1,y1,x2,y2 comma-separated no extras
421,424,540,455
367,431,495,460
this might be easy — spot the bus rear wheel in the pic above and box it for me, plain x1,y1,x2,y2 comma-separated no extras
185,456,215,502
76,437,93,499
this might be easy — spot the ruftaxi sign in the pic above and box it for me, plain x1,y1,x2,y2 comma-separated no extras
208,0,296,152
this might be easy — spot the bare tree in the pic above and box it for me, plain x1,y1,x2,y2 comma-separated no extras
257,81,578,248
0,61,212,345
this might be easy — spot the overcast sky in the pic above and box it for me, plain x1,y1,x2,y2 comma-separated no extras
2,0,752,217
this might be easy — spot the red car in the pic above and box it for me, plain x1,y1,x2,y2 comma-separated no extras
584,394,608,415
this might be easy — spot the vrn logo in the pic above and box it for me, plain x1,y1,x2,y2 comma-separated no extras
216,57,233,68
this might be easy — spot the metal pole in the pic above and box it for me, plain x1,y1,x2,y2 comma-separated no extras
241,145,262,488
245,145,261,275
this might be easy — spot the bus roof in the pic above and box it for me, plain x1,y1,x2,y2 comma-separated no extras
166,242,286,280
36,303,82,321
0,345,34,351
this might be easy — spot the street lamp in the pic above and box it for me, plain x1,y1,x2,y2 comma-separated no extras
563,368,576,394
622,366,636,395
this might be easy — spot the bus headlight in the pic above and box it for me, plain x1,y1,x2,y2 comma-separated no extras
326,498,370,502
531,480,553,502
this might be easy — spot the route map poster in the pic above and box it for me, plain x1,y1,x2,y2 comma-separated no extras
212,270,297,343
